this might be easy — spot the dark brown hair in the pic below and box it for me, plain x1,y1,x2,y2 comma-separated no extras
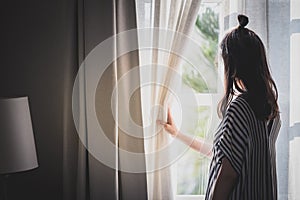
218,14,279,121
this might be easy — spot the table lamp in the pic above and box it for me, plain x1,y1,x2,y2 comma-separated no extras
0,97,38,200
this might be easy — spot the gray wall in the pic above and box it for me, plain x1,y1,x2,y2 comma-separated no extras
0,0,77,199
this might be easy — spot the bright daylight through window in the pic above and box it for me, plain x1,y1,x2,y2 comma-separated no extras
175,1,221,198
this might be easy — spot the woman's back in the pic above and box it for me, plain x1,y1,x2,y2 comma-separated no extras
206,96,281,200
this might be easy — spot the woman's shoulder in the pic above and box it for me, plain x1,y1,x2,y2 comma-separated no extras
227,94,253,117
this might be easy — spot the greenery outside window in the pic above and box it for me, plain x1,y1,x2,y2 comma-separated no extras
175,1,222,199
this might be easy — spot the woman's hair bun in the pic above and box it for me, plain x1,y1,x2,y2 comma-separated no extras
238,14,249,28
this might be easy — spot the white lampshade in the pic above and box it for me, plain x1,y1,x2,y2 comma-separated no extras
0,96,38,174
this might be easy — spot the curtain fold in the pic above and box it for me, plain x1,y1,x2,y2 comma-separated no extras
115,0,148,199
137,0,201,199
63,0,147,199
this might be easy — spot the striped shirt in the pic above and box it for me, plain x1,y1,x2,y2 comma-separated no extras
205,95,281,200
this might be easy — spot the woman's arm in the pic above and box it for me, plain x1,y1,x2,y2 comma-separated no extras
159,107,213,158
212,157,238,200
175,131,212,158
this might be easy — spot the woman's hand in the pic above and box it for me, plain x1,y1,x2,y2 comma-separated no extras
159,107,179,137
158,107,213,157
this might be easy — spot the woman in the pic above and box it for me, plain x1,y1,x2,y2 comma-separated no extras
161,15,281,200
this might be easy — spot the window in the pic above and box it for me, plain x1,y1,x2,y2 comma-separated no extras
174,1,222,199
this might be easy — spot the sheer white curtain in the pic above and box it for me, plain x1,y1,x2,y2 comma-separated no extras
136,0,201,199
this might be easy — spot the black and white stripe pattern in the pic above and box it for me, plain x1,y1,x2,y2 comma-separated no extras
205,96,281,200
